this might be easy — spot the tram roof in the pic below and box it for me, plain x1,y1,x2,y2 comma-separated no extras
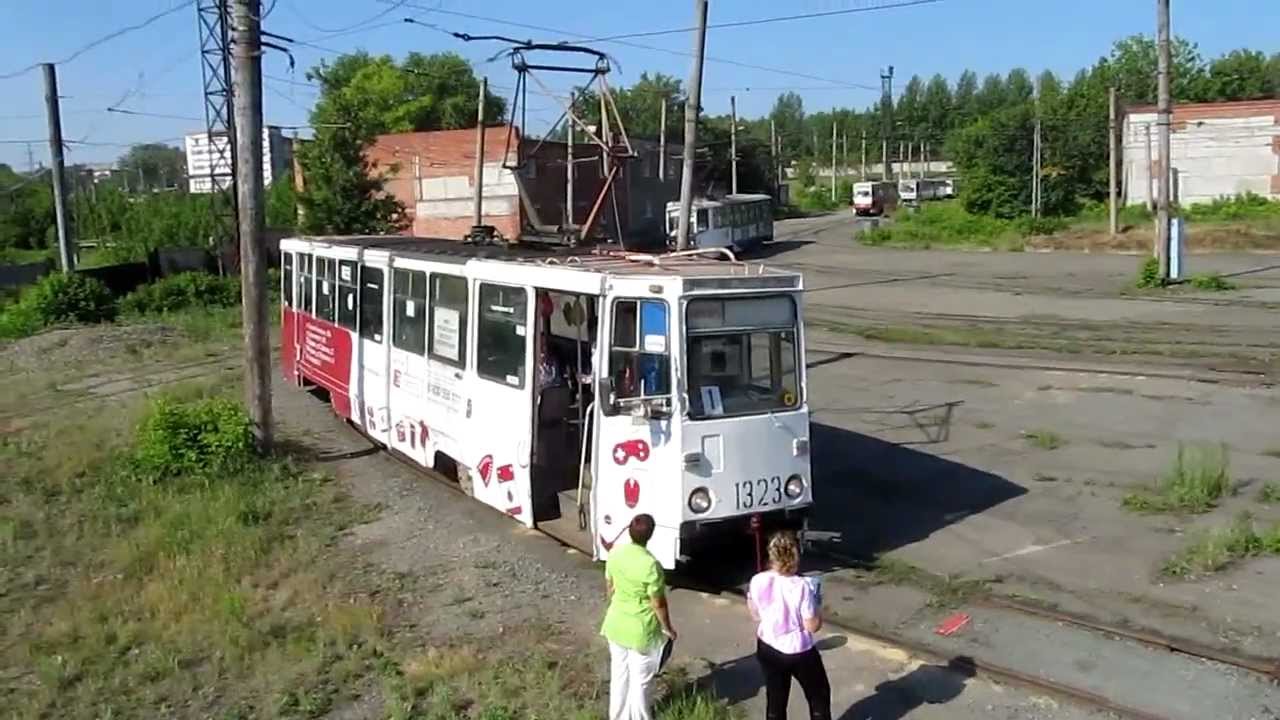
281,235,802,284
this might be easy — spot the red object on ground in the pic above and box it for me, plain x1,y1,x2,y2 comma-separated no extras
935,612,971,637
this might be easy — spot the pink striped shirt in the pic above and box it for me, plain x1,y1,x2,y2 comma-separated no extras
748,570,817,654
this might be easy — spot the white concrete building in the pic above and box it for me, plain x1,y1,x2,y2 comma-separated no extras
184,126,294,193
1122,99,1280,207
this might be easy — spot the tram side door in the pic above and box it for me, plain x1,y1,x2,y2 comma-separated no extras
465,280,536,527
355,260,390,446
592,279,682,568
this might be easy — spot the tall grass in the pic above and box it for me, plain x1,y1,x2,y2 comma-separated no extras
1,393,385,718
860,201,1026,249
1123,443,1233,513
1162,513,1280,578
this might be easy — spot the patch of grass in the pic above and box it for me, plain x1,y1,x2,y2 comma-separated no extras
1258,482,1280,504
1161,512,1280,578
1,393,389,719
868,556,988,610
1098,439,1155,450
1183,192,1280,223
1074,385,1135,396
1023,429,1066,450
1263,448,1280,460
382,635,733,720
1186,273,1237,292
859,201,1026,250
974,420,995,430
1123,443,1234,514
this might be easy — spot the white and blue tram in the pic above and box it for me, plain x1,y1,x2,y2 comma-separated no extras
665,194,774,253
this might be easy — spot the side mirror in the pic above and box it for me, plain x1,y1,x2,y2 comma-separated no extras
598,377,619,417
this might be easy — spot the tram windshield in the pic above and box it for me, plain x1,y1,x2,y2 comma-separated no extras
685,295,800,419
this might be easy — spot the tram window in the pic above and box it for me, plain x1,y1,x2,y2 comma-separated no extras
281,253,294,308
477,282,527,388
429,274,468,366
392,268,427,355
359,266,384,343
609,299,670,400
696,209,709,231
298,253,313,314
316,257,336,322
336,260,358,331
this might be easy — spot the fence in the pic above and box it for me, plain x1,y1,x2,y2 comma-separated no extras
0,247,220,294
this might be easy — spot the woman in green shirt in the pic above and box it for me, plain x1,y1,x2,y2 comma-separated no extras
601,514,678,720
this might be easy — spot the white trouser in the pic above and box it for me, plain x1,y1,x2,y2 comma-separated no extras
608,639,663,720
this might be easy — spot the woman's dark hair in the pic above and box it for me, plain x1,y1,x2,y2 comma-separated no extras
629,514,656,546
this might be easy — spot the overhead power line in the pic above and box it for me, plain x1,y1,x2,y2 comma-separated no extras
106,107,205,123
390,0,877,91
0,2,195,80
289,0,411,35
584,0,945,43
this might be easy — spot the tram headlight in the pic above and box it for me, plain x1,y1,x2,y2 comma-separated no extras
688,487,712,514
784,474,806,499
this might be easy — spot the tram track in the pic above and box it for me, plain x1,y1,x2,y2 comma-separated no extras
348,418,1278,720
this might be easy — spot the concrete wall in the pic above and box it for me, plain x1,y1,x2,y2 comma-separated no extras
1122,100,1280,207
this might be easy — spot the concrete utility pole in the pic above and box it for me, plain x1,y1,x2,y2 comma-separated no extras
830,121,837,203
906,140,914,179
472,76,487,228
860,129,867,179
42,63,74,273
730,95,738,195
880,65,894,181
1155,0,1172,280
1108,86,1119,236
769,118,776,197
1032,117,1042,218
566,110,575,227
898,141,905,180
882,139,889,181
675,0,709,251
658,97,666,181
231,0,271,450
842,131,848,181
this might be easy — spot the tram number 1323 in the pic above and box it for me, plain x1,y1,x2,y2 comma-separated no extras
735,475,784,510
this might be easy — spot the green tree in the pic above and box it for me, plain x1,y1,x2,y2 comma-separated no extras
1205,49,1273,101
1006,68,1035,104
573,72,686,141
951,70,978,130
117,143,186,192
308,51,506,134
1268,52,1280,96
266,178,297,230
1036,70,1063,103
770,91,806,165
1106,34,1208,104
0,164,55,251
974,73,1007,115
948,104,1035,218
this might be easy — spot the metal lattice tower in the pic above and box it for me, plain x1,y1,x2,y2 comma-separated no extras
196,0,239,262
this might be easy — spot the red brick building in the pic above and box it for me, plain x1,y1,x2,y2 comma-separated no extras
367,125,681,246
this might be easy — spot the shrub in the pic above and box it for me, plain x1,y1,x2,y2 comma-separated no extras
1134,256,1162,288
0,272,117,338
120,272,241,316
1183,193,1280,223
1187,273,1236,291
133,396,256,478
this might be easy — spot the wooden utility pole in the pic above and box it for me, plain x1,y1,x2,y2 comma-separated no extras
730,95,738,195
675,0,709,251
472,77,487,228
1108,86,1119,236
42,63,74,273
658,97,666,181
860,129,867,179
1155,0,1172,280
231,0,271,450
830,121,837,203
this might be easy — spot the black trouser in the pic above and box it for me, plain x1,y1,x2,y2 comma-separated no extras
755,638,832,720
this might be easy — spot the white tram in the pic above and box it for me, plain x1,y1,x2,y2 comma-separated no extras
664,194,774,253
280,237,812,569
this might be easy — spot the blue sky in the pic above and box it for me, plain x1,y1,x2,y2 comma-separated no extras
1,0,1277,169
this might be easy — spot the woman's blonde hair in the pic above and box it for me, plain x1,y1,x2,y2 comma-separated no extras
767,531,801,575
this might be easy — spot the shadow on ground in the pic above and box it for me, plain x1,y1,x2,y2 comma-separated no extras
699,649,976,720
809,423,1026,560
